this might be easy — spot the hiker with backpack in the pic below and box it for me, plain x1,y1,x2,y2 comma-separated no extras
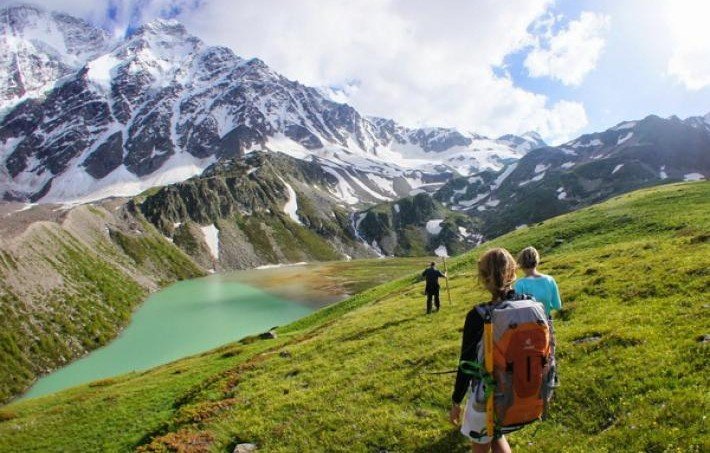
422,262,447,314
449,248,555,452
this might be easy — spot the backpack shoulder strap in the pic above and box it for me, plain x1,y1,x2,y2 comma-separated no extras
475,302,493,320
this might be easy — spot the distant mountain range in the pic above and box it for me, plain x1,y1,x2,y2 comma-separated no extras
0,4,542,206
0,3,708,258
438,113,710,236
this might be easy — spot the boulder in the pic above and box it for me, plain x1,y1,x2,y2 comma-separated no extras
259,330,277,340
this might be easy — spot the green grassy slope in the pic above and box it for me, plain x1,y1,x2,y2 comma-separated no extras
0,209,205,403
1,182,708,452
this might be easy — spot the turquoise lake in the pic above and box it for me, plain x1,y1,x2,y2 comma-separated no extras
22,275,314,400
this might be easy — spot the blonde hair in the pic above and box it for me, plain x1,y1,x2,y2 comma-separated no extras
517,246,540,270
478,248,517,300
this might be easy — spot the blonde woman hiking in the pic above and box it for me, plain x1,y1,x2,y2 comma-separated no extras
450,247,555,452
514,246,561,382
513,246,561,317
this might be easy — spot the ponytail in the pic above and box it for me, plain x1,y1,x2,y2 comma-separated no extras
477,248,517,300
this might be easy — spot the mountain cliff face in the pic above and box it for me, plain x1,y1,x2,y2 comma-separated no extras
439,114,710,236
0,4,541,206
139,152,375,269
136,151,482,265
355,193,482,256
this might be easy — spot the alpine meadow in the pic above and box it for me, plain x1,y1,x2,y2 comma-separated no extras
1,183,707,452
0,2,709,453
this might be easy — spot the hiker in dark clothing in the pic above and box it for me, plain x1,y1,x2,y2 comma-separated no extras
422,262,447,314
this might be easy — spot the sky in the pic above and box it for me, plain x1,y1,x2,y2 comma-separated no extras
9,0,710,144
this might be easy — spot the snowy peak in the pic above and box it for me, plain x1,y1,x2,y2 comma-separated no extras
100,18,203,89
0,4,109,59
123,17,202,61
131,18,191,38
406,127,472,152
0,4,112,113
0,7,560,205
521,131,545,145
563,112,710,154
496,131,546,153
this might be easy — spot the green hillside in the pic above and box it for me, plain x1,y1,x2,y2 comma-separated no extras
0,204,205,403
1,182,708,452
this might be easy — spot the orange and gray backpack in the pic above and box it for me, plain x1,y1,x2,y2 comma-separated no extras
461,294,557,437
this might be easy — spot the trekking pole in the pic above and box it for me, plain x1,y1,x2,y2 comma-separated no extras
443,256,452,307
483,309,495,438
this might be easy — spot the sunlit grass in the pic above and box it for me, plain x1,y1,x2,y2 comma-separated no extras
1,182,708,452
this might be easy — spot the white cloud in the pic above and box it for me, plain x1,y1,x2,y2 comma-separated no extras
177,0,586,142
664,1,710,90
19,0,589,143
668,51,710,90
524,11,610,86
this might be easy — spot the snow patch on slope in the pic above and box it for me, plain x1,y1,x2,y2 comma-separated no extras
612,121,636,131
201,224,219,260
491,163,517,190
426,219,443,235
321,166,359,205
534,164,549,174
280,178,302,224
659,166,667,180
684,173,705,181
86,54,120,90
518,171,545,187
617,132,633,145
458,192,489,207
434,244,448,257
41,152,215,204
571,138,602,148
366,173,397,196
485,199,500,207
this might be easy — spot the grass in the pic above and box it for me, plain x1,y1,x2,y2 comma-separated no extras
110,227,204,280
317,256,434,296
1,182,708,452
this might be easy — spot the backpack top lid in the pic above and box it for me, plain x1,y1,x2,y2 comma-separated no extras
477,298,548,343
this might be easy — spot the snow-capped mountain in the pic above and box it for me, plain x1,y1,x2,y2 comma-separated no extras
437,113,710,236
0,4,112,116
0,4,542,205
496,131,546,153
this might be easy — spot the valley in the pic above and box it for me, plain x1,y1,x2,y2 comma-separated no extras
0,182,706,452
0,4,708,452
21,257,427,400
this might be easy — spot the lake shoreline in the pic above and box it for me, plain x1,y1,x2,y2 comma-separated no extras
17,257,431,401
